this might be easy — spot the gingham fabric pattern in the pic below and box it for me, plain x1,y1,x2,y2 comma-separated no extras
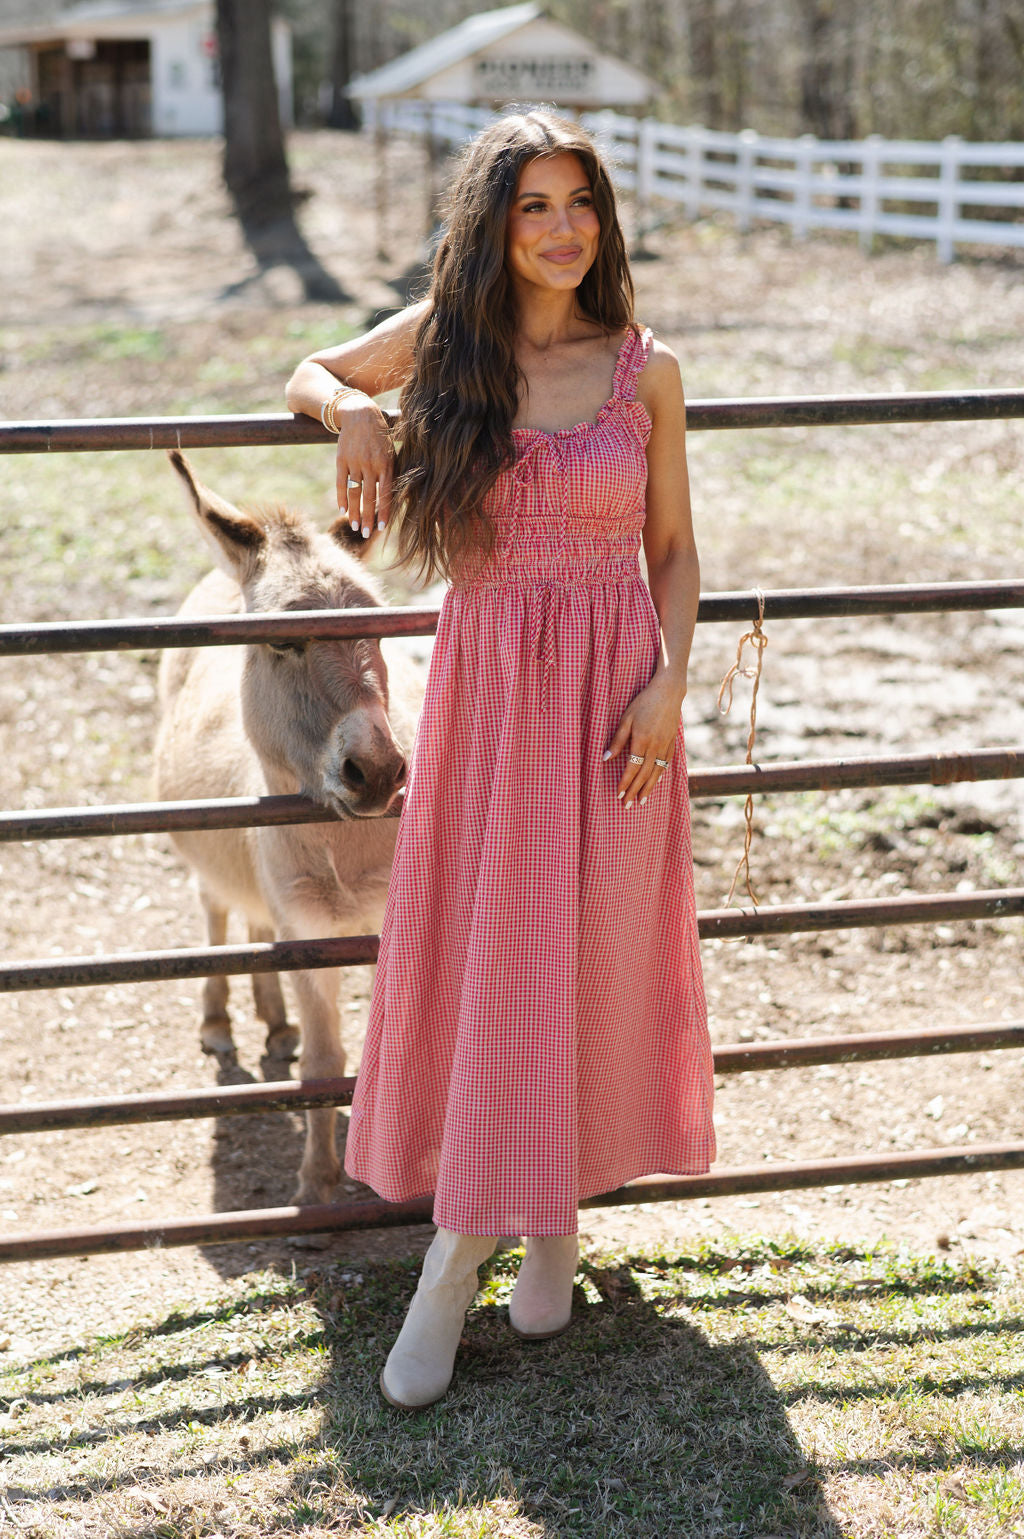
344,326,716,1236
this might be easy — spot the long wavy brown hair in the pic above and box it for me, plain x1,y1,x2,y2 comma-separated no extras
390,109,636,586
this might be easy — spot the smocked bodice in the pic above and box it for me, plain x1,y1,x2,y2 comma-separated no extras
449,327,653,590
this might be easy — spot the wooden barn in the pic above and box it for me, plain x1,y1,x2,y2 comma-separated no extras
0,0,291,138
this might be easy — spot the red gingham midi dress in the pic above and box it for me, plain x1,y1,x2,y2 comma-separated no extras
344,326,716,1236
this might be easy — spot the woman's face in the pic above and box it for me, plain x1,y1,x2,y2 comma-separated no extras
505,151,600,298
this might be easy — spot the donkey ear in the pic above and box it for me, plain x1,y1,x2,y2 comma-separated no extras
326,513,385,558
167,449,265,579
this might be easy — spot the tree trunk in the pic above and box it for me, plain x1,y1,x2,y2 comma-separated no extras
215,0,344,300
217,0,292,226
327,0,359,131
688,0,723,127
797,0,835,138
796,0,858,139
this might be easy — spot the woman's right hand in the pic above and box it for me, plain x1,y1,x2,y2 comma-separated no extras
332,392,395,538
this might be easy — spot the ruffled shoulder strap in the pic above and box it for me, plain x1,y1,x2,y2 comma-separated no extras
611,324,653,402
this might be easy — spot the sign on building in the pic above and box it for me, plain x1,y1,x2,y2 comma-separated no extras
473,56,595,99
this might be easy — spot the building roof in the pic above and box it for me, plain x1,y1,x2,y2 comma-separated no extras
0,0,206,46
60,0,203,19
348,2,542,101
0,0,64,23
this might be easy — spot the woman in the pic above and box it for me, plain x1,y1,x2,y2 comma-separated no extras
285,109,715,1409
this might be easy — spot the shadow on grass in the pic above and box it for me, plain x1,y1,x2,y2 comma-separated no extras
204,1052,309,1282
782,1368,1024,1407
303,1254,842,1538
2,1390,314,1463
8,1240,1017,1536
1,1253,842,1533
852,1315,1024,1349
220,210,351,305
836,1445,1024,1476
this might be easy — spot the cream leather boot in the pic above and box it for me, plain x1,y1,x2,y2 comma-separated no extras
380,1228,498,1409
508,1235,580,1340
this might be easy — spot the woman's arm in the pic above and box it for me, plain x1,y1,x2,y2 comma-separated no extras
285,299,429,536
604,338,700,809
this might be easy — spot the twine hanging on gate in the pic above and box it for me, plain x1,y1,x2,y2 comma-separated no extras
716,588,768,908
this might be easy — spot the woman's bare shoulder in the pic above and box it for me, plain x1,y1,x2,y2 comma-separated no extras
645,333,682,379
637,333,685,417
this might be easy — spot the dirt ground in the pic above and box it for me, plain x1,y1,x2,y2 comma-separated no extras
0,131,1022,1367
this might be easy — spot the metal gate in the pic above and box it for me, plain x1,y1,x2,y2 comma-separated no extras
2,389,1023,1263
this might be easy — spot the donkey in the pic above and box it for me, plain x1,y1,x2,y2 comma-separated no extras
155,450,424,1203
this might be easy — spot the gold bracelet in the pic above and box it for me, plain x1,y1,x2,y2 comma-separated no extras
320,385,361,436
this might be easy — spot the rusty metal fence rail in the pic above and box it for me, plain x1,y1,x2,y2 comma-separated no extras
1,392,1023,1264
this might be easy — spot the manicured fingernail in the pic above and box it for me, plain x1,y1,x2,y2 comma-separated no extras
378,519,386,530
362,526,371,538
640,796,647,806
617,789,624,799
350,519,359,531
602,750,611,760
624,798,633,809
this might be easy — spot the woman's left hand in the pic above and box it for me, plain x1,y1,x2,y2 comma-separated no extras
604,673,686,808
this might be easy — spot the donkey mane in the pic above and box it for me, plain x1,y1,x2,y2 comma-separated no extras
240,503,388,608
244,503,318,549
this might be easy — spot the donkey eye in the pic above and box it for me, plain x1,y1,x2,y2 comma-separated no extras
268,640,307,656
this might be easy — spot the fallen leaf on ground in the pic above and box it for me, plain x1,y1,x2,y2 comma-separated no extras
785,1294,839,1325
782,1468,811,1491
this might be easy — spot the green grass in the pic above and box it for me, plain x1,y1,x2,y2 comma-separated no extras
2,1237,1021,1537
0,439,389,622
759,788,944,859
0,312,444,619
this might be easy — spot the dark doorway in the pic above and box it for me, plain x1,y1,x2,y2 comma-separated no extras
35,38,151,138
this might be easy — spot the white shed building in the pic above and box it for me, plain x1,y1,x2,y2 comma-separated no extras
0,0,291,137
347,3,653,114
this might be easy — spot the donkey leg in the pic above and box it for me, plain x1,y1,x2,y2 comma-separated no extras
291,965,345,1205
199,887,235,1056
248,922,300,1062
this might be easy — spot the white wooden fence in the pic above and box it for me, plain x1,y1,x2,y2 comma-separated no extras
368,100,1024,264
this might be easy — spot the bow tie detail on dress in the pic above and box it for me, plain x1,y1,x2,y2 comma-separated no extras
524,583,558,717
512,435,571,716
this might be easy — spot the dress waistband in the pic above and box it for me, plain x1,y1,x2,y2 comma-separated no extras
448,564,646,714
454,552,643,592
